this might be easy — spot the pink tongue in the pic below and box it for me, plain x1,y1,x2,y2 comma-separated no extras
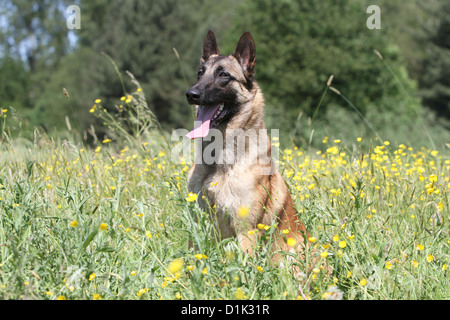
186,105,220,139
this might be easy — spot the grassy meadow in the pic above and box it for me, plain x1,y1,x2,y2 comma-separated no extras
0,82,449,301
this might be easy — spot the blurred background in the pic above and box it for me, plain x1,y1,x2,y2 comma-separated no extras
0,0,449,149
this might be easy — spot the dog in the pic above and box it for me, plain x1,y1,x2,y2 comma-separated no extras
185,30,310,265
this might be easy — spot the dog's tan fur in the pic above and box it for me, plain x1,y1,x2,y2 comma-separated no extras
186,30,309,263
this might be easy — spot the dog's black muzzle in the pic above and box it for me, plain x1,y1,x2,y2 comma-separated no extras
186,86,202,105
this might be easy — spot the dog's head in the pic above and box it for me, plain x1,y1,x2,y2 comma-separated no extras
186,30,257,139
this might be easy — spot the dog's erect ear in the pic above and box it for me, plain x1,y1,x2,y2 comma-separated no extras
233,32,256,78
202,29,220,63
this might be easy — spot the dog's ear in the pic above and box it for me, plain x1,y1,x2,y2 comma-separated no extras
202,29,220,63
233,32,256,78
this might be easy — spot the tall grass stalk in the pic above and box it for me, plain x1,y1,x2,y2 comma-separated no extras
374,49,436,150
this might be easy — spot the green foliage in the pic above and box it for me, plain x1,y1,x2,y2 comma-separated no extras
0,116,449,300
29,47,113,133
417,1,450,119
0,0,449,148
0,0,70,72
0,56,30,110
222,0,429,147
70,0,238,131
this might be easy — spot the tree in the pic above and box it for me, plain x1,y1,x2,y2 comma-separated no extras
0,0,70,72
222,0,424,146
0,55,30,110
67,0,238,131
0,0,72,121
417,1,450,120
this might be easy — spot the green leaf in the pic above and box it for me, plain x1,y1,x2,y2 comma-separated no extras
95,246,115,253
78,229,99,256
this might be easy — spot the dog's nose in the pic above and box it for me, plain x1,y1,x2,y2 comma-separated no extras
186,88,201,104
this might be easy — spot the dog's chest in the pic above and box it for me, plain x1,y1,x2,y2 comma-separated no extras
189,165,255,217
208,168,254,214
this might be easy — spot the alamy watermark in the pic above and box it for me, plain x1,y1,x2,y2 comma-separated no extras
171,126,280,176
66,5,81,30
66,4,381,31
366,5,381,30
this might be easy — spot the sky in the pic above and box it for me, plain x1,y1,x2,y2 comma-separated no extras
0,2,79,61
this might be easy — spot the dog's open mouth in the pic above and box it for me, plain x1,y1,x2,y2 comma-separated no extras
186,103,227,139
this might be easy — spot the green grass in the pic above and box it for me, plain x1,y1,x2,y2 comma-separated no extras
0,82,449,301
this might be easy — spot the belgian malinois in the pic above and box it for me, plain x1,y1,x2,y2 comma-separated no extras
185,30,309,265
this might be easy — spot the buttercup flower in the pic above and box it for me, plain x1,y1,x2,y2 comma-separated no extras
235,287,246,300
168,259,184,274
186,192,198,202
237,206,250,219
287,238,297,247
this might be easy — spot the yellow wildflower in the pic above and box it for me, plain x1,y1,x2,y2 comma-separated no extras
338,241,347,249
93,294,102,300
237,206,250,219
308,236,317,243
287,238,297,247
186,192,198,202
168,259,184,275
235,287,246,300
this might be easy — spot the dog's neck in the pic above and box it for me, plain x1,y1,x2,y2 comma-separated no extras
195,85,274,172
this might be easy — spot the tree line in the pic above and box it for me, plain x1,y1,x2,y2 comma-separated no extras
0,0,448,148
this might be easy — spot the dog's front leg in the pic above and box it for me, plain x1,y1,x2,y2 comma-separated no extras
237,232,258,257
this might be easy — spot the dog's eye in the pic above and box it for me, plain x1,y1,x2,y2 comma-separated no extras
219,72,229,78
197,69,205,77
